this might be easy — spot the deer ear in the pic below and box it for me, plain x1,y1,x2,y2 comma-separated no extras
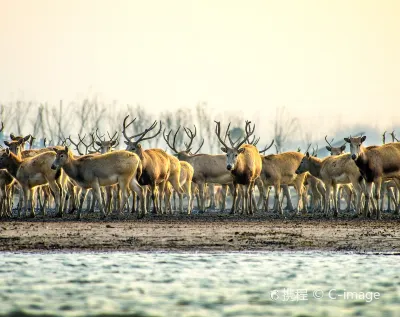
4,141,9,146
24,135,31,142
96,141,102,146
325,146,331,151
18,138,24,145
111,140,117,146
238,148,245,153
306,152,310,158
64,146,69,153
52,147,59,153
220,147,227,153
137,144,142,149
10,133,15,140
361,136,366,143
5,148,10,156
124,141,129,145
344,137,350,143
340,145,346,151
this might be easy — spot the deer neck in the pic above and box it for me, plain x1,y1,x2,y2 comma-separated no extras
61,155,79,179
308,157,322,178
7,153,23,178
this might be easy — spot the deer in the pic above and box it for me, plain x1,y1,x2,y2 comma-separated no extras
92,129,119,154
324,135,356,213
123,116,176,214
258,150,307,214
0,149,64,217
164,160,194,214
4,135,31,156
51,147,145,219
214,120,262,214
295,148,365,217
344,135,400,219
0,169,15,217
163,125,235,212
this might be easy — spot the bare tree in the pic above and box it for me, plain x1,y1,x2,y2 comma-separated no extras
13,100,33,135
273,106,299,153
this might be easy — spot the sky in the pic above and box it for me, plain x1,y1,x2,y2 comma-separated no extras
0,0,399,139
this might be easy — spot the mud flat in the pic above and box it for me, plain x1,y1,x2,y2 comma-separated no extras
0,213,399,253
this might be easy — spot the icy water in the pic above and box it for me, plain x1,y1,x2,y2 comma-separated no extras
0,252,399,317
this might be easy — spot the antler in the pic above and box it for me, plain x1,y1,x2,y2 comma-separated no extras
246,135,260,146
312,145,319,157
390,131,399,142
304,143,312,154
29,135,35,149
122,115,161,144
67,135,84,155
163,127,180,153
324,135,334,148
259,139,275,154
214,121,231,149
95,128,105,142
234,121,255,149
184,125,204,154
79,133,96,154
382,131,387,144
0,122,4,133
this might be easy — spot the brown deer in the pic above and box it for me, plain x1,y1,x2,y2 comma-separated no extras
295,151,365,217
163,125,234,212
122,116,174,214
259,151,307,214
51,147,145,219
214,120,262,214
344,135,400,219
92,129,119,154
0,149,64,217
324,135,346,156
324,135,355,212
0,169,15,217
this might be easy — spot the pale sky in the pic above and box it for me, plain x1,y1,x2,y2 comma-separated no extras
1,0,399,138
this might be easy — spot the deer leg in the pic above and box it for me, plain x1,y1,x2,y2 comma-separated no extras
332,184,339,217
374,179,382,220
230,183,238,214
282,185,293,211
129,177,146,218
77,188,88,220
198,183,205,213
183,181,192,215
158,182,167,214
324,183,332,215
363,182,373,218
221,184,229,212
91,183,105,219
273,183,283,215
48,181,62,218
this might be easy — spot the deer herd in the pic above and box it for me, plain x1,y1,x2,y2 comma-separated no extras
0,119,399,221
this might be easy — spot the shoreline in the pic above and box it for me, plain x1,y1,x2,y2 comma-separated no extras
1,213,400,253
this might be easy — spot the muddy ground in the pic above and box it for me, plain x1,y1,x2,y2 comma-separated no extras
0,211,399,253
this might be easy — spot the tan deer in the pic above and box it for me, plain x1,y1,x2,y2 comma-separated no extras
0,169,15,217
295,151,365,217
344,136,400,219
214,120,262,214
0,149,64,217
258,151,307,214
122,116,173,214
163,125,234,212
51,147,145,219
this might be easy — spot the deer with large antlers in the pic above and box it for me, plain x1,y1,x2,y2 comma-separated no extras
214,120,262,214
163,125,235,212
123,115,180,214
